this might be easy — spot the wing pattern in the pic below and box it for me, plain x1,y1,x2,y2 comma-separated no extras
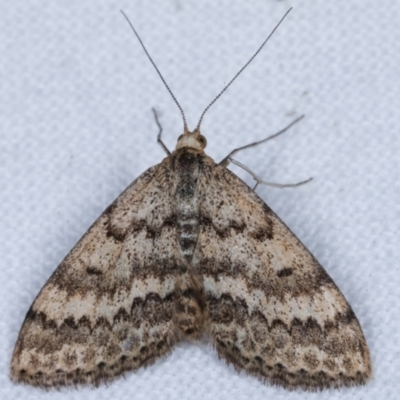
194,163,371,390
10,163,198,387
11,144,371,390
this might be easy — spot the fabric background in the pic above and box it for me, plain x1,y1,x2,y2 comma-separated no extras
1,0,399,399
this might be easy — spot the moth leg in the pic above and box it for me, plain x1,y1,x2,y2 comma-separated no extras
152,108,171,155
229,157,312,191
219,115,304,165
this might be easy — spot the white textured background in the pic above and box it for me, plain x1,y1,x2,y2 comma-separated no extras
1,0,399,399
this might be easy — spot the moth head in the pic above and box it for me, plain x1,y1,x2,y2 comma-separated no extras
175,130,207,151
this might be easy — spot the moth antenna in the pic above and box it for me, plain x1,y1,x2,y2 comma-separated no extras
121,10,188,133
195,7,292,133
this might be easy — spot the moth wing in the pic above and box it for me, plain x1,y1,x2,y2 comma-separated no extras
11,162,186,387
195,164,371,390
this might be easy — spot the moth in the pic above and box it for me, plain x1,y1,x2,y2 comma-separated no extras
10,9,371,390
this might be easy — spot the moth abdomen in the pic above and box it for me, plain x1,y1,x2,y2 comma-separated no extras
172,148,206,261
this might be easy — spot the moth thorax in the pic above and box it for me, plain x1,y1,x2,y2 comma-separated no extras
175,130,207,151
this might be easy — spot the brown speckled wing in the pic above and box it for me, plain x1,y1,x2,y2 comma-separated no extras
10,163,189,388
193,164,371,390
10,144,371,391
